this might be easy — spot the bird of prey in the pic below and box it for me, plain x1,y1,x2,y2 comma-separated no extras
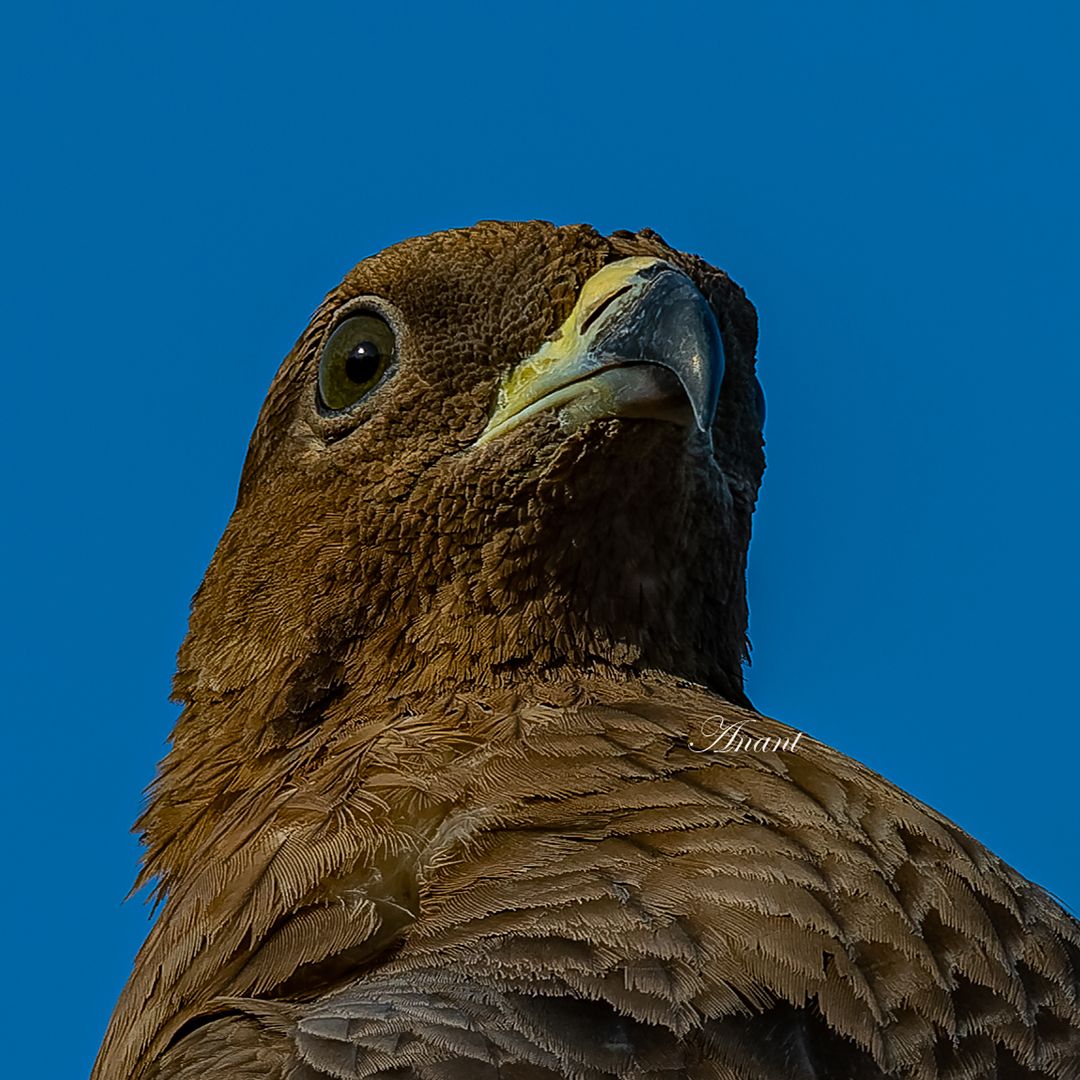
93,221,1080,1080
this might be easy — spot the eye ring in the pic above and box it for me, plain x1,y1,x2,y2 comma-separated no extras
317,313,396,413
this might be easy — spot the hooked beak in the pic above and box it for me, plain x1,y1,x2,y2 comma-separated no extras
474,257,724,446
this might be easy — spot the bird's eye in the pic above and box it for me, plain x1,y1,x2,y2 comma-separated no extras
317,315,396,411
752,377,766,428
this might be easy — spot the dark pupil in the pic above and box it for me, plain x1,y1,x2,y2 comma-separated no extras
345,341,381,385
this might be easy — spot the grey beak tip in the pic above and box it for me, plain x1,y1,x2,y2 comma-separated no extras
597,269,725,432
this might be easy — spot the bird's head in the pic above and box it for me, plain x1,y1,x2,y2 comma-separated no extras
175,221,764,739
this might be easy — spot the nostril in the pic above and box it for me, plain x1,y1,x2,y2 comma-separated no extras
580,285,632,336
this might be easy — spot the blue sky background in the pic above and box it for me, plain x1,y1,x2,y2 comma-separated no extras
3,3,1077,1076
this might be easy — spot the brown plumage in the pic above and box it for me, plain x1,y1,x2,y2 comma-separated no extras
93,221,1080,1080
